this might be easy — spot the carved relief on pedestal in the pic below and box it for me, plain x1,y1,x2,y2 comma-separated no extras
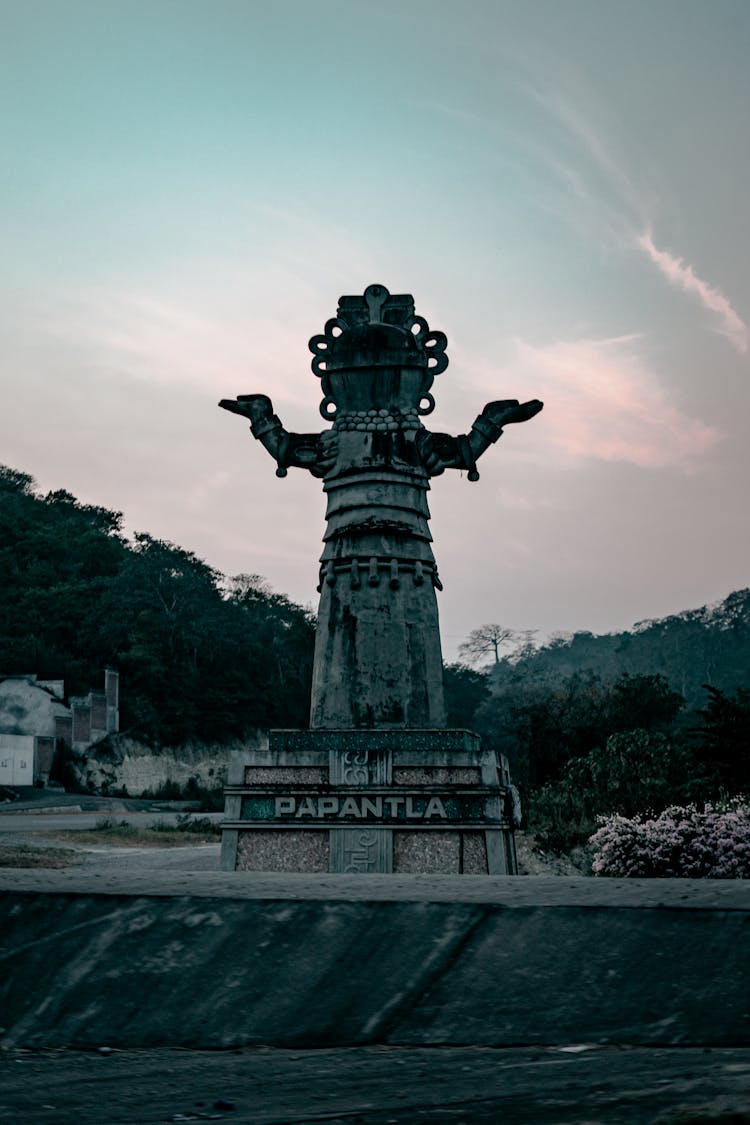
328,827,391,874
330,747,392,787
342,750,369,786
341,831,380,873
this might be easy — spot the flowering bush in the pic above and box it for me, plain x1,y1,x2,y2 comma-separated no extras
590,799,750,878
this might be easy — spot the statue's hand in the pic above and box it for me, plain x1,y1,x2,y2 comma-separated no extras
482,399,544,428
218,394,275,429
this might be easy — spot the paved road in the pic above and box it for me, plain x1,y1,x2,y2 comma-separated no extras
0,810,223,873
0,811,223,833
2,1045,749,1125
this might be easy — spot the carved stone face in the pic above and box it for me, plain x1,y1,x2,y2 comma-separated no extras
322,364,434,425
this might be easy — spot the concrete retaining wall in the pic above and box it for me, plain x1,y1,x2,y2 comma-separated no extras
1,873,748,1049
74,733,267,794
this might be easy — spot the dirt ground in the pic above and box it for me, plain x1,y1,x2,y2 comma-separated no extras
0,823,577,877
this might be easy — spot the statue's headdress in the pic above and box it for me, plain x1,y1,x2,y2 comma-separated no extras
308,284,449,384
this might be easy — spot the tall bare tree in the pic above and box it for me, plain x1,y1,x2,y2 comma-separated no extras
459,624,520,666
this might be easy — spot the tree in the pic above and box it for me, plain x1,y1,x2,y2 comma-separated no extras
459,624,529,666
606,673,684,733
442,663,491,729
690,685,750,794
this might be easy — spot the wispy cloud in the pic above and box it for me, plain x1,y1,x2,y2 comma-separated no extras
513,335,721,469
513,76,651,246
534,88,642,217
637,229,748,353
507,79,748,357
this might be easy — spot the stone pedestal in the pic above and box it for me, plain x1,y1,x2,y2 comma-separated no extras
220,730,517,875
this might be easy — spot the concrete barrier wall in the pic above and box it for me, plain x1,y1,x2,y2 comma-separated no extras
74,734,267,794
1,873,748,1049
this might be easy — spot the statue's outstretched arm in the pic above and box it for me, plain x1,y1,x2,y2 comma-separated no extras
416,399,543,480
218,394,337,478
466,399,543,462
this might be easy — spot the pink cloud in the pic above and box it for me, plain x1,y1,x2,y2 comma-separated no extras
637,230,748,353
41,278,318,410
514,335,721,468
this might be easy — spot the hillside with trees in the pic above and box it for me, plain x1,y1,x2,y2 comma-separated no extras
0,465,314,745
483,591,750,709
447,597,750,853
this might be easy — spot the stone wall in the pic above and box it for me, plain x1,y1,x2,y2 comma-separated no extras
71,732,268,796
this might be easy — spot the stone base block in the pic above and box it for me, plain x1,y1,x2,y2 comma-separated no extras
221,729,518,875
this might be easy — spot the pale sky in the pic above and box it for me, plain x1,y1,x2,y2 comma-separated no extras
2,0,748,659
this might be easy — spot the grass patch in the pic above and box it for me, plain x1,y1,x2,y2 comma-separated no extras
61,814,221,847
0,845,74,869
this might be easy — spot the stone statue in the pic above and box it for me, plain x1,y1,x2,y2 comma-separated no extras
220,284,542,732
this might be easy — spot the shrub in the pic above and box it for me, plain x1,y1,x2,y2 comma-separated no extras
527,728,693,853
526,778,596,854
590,800,750,878
142,776,225,810
88,816,220,841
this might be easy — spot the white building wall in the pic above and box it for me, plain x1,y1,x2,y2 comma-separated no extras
0,733,35,785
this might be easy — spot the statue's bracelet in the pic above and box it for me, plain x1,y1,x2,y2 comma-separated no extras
250,414,283,439
472,416,504,443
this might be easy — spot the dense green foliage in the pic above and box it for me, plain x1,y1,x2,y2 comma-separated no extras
474,670,686,792
691,685,750,795
442,663,491,729
0,466,315,744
